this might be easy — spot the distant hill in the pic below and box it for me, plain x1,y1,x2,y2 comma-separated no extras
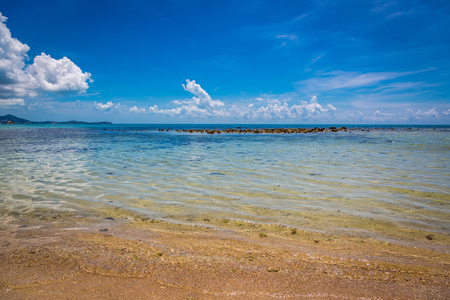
0,114,112,125
0,114,32,124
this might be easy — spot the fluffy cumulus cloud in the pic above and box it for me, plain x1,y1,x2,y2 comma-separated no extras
0,12,92,106
0,15,28,82
25,53,92,93
94,101,120,111
226,96,336,120
146,79,229,118
252,96,336,120
129,105,146,113
126,79,449,123
128,79,336,121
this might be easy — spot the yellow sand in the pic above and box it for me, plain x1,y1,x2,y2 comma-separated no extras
0,209,449,299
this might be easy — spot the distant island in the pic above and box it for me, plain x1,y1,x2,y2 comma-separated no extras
0,114,112,125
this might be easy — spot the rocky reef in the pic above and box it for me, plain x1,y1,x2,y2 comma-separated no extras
172,126,348,134
107,126,406,134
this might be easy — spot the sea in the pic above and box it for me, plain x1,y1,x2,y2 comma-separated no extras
1,124,449,244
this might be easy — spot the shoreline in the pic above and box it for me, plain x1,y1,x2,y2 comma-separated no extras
1,125,448,298
1,211,449,299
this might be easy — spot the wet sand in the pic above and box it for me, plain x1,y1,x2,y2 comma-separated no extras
0,209,449,300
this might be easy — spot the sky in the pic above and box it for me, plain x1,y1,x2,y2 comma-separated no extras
0,0,449,124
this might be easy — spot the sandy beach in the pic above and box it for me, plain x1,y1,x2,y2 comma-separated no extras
1,207,448,299
1,0,450,296
1,124,449,299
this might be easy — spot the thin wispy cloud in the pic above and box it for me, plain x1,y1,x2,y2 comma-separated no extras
297,69,433,92
0,98,25,108
372,1,397,13
275,34,299,41
310,53,325,65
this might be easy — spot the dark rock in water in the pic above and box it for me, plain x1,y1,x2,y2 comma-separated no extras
106,217,115,220
145,126,391,135
99,228,109,232
210,172,226,176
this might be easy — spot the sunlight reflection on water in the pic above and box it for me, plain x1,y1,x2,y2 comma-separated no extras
1,124,449,241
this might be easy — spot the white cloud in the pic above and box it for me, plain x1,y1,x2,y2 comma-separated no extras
95,101,120,111
372,1,396,13
26,101,54,111
128,79,337,121
386,11,406,19
24,53,92,93
358,107,450,123
274,33,299,47
0,14,29,84
405,107,441,120
231,96,336,120
129,106,146,113
299,71,401,91
145,80,228,118
310,52,325,65
92,78,448,123
0,12,92,101
182,79,225,109
0,98,25,108
275,34,298,41
0,13,31,98
297,70,432,93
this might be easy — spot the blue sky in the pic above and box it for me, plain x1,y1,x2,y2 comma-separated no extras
0,0,449,124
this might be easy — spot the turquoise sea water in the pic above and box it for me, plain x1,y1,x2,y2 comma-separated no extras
1,124,449,242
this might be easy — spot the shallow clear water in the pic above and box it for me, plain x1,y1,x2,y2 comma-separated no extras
1,124,449,240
